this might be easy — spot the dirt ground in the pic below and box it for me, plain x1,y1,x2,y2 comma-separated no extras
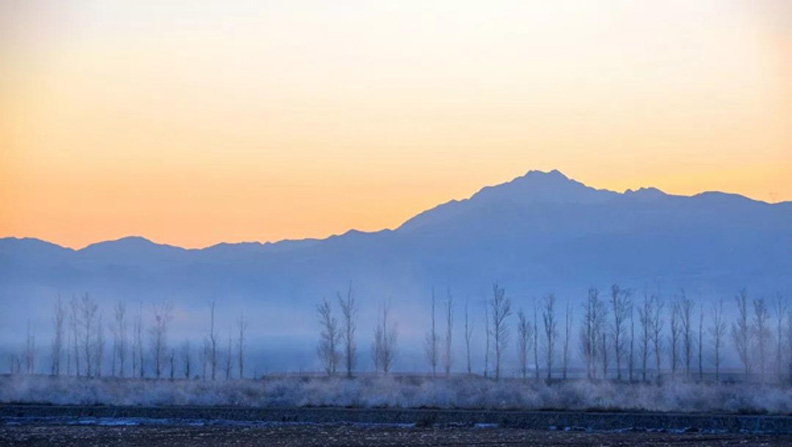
1,424,790,447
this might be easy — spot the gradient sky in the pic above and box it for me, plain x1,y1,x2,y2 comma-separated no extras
1,0,790,249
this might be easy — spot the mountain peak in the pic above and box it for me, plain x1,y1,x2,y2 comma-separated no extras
469,169,617,205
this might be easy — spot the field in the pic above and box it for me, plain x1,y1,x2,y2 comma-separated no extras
2,423,791,447
5,374,792,446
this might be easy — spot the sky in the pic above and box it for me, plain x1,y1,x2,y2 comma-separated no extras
1,0,790,249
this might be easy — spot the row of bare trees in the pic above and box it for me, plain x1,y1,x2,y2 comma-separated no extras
313,284,789,383
13,285,788,382
13,295,252,381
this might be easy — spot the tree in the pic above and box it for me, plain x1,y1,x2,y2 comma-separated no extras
464,299,473,375
51,295,65,376
753,296,770,383
651,297,664,380
490,283,511,381
697,303,704,381
670,299,681,377
542,293,557,381
517,309,532,379
709,300,726,382
484,302,490,378
678,290,694,379
317,298,340,376
169,349,175,380
224,334,233,380
200,338,210,380
208,300,217,381
78,293,98,377
24,320,35,375
601,330,608,379
149,301,174,379
731,289,751,377
629,304,635,382
774,294,787,383
237,313,248,379
338,283,357,378
443,290,453,377
580,288,606,379
111,301,127,377
133,301,144,378
371,300,397,374
562,302,572,380
181,340,192,379
424,288,438,377
95,313,105,377
69,296,82,377
637,291,655,382
533,302,540,380
609,284,632,381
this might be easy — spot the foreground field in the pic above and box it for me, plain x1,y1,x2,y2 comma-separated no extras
5,374,792,414
2,424,790,447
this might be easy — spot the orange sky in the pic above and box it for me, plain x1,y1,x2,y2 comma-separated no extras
1,0,790,249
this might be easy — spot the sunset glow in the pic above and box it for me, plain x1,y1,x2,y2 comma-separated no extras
2,0,790,248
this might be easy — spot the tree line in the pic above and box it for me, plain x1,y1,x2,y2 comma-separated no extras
8,285,789,383
316,284,789,383
10,295,248,381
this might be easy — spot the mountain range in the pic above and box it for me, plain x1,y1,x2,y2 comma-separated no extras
1,169,790,369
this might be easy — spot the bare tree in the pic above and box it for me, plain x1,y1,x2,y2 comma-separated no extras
490,283,511,381
149,301,174,379
111,302,127,377
464,299,473,375
133,301,145,378
483,302,490,378
371,300,397,374
609,284,631,381
753,296,770,383
731,288,751,376
424,288,438,377
670,299,681,377
208,300,217,381
181,340,192,379
224,333,233,380
774,294,787,383
51,296,65,376
78,293,98,377
709,300,727,382
542,293,557,381
443,290,453,377
562,302,572,380
200,338,210,380
338,283,357,378
24,320,35,375
678,290,694,379
697,303,704,381
69,296,82,377
651,298,664,379
601,331,608,379
629,305,635,382
517,309,532,379
169,349,175,380
637,292,654,382
580,288,605,379
317,298,340,376
533,302,540,380
237,313,248,379
95,313,105,377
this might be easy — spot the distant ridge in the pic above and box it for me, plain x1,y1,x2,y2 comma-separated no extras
1,169,789,323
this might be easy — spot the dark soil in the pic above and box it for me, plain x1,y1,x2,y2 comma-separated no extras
1,424,790,447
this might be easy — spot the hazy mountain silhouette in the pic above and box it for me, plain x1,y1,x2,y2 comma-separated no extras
1,170,790,348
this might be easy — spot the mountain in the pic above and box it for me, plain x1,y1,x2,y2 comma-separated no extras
1,170,790,369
